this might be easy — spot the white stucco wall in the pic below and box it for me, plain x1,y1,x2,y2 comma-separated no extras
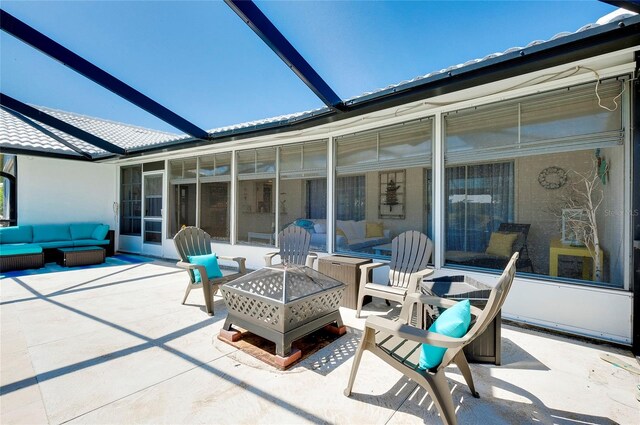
17,156,117,227
427,267,632,344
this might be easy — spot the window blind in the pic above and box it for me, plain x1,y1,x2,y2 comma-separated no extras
444,78,625,164
279,140,327,179
169,158,197,185
199,153,231,181
335,118,432,174
237,147,276,179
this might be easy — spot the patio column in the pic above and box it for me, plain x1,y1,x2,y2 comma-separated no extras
632,51,640,355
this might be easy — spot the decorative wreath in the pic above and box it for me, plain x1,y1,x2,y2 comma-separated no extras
538,166,568,190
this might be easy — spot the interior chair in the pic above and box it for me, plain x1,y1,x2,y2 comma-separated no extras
356,230,433,318
496,223,534,273
264,225,318,268
173,226,247,315
344,252,519,425
446,222,534,273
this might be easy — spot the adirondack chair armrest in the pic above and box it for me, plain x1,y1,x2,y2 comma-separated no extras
176,260,202,271
176,261,209,284
407,267,435,293
264,252,280,266
359,261,386,282
306,252,318,268
358,262,387,294
217,256,247,273
365,315,464,348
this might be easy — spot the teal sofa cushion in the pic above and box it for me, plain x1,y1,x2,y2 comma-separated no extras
0,226,33,244
187,253,223,283
73,239,110,247
70,223,102,240
37,241,74,249
32,225,72,243
0,244,43,257
419,299,471,370
294,219,315,232
91,224,110,241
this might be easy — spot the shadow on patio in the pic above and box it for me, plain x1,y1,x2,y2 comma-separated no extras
1,259,638,424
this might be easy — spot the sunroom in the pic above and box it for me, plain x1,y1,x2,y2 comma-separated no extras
108,67,635,345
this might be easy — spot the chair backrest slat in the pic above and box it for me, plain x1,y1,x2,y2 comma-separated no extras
278,226,311,266
389,231,433,289
173,227,213,282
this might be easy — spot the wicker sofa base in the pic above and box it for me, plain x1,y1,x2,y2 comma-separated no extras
0,252,45,272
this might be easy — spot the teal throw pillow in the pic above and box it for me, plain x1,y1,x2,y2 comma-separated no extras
91,224,110,241
187,253,223,283
418,299,471,370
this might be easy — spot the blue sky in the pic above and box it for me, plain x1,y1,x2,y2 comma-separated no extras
0,1,617,134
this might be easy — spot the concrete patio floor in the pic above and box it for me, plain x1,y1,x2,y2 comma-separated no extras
1,258,638,425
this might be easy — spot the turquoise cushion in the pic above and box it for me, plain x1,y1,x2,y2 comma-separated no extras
32,225,72,243
91,224,109,241
0,226,33,244
70,223,101,240
293,219,315,234
419,299,471,370
294,219,315,229
73,239,110,247
187,253,223,283
0,244,43,256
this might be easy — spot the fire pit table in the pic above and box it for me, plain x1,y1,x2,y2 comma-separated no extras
220,264,345,359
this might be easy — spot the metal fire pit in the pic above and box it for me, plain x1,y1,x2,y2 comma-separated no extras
220,264,345,356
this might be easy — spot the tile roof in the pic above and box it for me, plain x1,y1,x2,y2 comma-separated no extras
0,105,180,158
40,107,180,150
1,107,101,157
0,8,636,158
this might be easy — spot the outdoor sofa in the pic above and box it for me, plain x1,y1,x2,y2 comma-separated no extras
296,219,391,252
0,223,114,272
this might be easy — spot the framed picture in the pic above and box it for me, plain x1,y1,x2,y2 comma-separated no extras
561,208,588,246
379,170,405,219
255,181,272,213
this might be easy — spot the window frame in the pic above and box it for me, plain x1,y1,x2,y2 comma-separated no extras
439,77,629,289
0,154,17,227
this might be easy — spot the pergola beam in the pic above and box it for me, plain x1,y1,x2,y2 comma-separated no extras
224,0,346,111
0,9,210,140
1,93,127,155
598,1,640,14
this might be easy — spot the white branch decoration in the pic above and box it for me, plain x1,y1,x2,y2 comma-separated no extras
562,158,607,282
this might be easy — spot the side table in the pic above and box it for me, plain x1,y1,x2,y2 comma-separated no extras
549,238,603,280
318,255,372,309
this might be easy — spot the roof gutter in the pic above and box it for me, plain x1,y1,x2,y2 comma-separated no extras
346,15,640,109
1,145,91,161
